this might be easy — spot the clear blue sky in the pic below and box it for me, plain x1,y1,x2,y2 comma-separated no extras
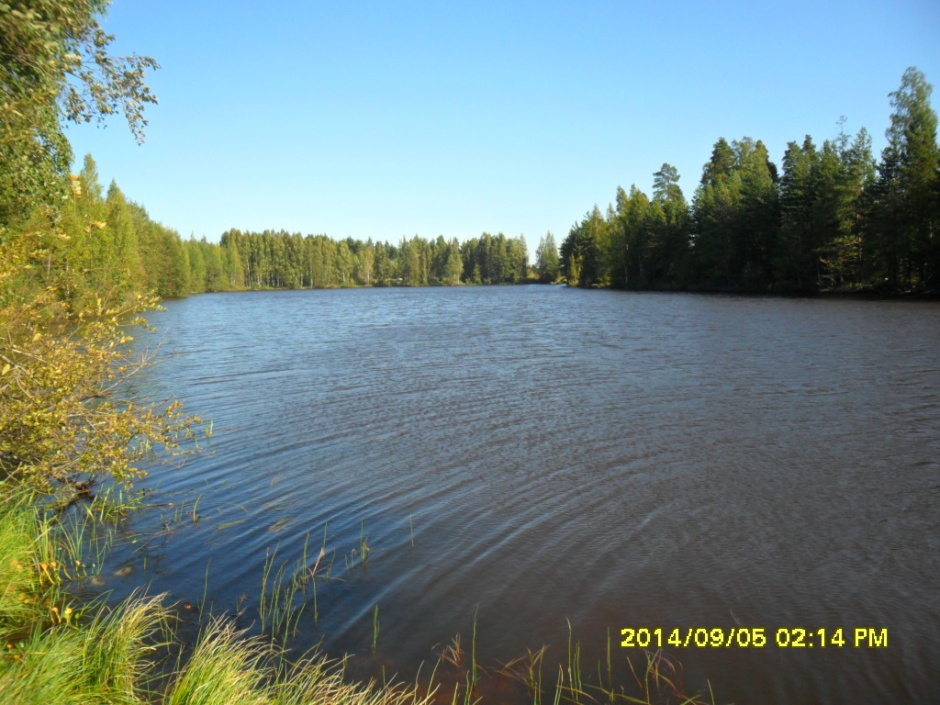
69,0,940,257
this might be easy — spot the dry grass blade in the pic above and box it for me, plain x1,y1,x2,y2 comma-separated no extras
272,651,437,705
439,633,464,669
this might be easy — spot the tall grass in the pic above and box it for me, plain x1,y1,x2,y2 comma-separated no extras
164,618,435,705
0,495,49,642
164,619,271,705
272,651,435,705
0,603,165,705
0,492,161,701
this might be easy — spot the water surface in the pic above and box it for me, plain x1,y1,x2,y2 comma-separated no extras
115,287,939,703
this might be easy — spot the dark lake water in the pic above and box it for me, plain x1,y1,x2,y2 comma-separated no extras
112,286,939,704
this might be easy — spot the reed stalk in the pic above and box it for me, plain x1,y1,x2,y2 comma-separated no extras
373,604,380,654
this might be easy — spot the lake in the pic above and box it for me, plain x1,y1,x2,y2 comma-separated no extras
112,285,939,703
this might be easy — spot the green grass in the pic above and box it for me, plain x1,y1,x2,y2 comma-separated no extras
0,495,49,642
0,595,167,705
164,619,271,705
0,493,169,704
163,617,437,705
373,604,380,654
258,543,308,643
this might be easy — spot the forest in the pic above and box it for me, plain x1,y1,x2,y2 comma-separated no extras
553,68,939,294
10,68,935,300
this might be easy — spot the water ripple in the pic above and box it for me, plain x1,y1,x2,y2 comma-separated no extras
116,287,940,705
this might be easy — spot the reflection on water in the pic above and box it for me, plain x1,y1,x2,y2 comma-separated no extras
111,287,940,704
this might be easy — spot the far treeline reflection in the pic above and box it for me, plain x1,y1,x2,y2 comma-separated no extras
73,67,938,297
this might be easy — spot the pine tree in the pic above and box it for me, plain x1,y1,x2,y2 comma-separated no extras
651,164,690,286
878,67,939,289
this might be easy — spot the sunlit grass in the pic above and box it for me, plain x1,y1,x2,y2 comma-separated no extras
0,590,169,705
0,495,48,642
164,619,271,705
164,618,436,705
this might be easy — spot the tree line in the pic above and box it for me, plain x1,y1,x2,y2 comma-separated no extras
13,156,531,299
14,68,935,300
217,228,528,291
549,67,939,294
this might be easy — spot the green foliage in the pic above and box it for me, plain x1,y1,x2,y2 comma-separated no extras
214,229,527,290
560,67,937,294
613,186,654,288
561,173,692,292
870,67,940,290
0,177,203,500
560,206,610,287
443,237,464,285
650,163,691,286
690,137,780,291
459,232,527,285
0,0,158,226
535,232,560,283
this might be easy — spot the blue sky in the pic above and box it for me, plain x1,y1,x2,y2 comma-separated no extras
69,0,940,256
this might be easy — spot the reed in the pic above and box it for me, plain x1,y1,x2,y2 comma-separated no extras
58,507,114,583
199,559,212,622
433,612,482,705
88,481,148,522
360,522,370,566
373,604,380,654
258,545,307,643
492,622,720,705
565,620,583,702
344,522,371,573
497,647,546,705
470,611,478,692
